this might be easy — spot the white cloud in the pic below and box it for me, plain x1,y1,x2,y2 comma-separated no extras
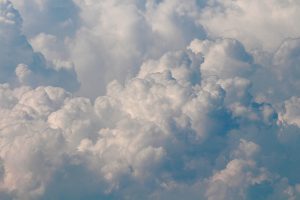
199,0,300,51
1,0,300,199
0,0,80,91
280,97,300,127
68,0,206,97
189,38,255,79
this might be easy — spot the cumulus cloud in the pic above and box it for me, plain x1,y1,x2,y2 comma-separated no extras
10,0,79,38
67,0,206,97
0,0,300,199
199,0,300,51
0,0,79,91
188,38,255,79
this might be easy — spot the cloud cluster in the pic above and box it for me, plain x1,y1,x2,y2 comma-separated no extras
6,0,201,97
1,0,300,199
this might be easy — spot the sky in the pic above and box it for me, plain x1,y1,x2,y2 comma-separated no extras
1,0,300,199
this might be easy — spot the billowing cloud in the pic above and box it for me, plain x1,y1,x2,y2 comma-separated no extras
0,0,79,91
199,0,300,51
66,0,206,97
0,0,300,199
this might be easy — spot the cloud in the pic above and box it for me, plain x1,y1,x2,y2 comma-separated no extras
251,38,300,103
280,96,300,127
1,0,300,199
68,0,206,97
10,0,79,38
206,158,268,200
199,0,300,50
189,38,255,79
0,0,79,92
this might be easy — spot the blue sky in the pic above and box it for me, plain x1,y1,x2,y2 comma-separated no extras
1,0,300,199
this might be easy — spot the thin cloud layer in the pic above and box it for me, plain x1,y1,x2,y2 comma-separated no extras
1,0,300,199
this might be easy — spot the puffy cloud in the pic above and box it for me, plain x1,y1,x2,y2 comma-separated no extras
206,159,268,200
0,40,287,199
1,0,300,199
189,38,255,79
280,96,300,127
199,0,300,50
0,0,79,91
0,40,226,198
68,0,206,97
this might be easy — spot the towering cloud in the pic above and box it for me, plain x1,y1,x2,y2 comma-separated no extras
0,0,300,199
